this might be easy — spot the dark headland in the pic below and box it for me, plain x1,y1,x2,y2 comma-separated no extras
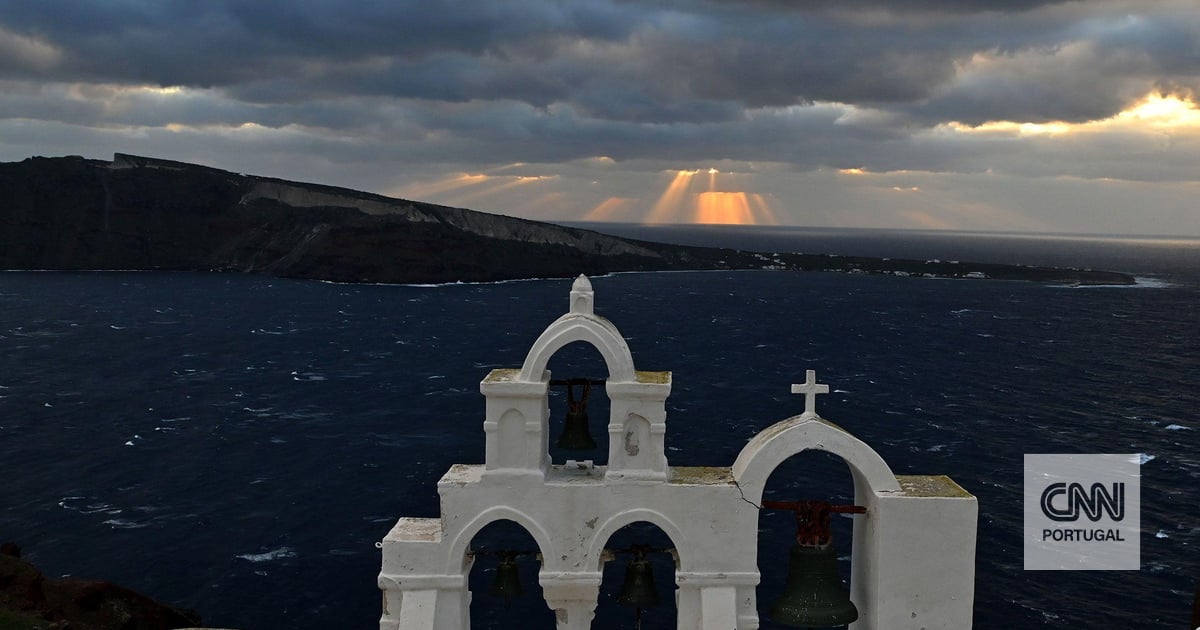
0,542,200,630
0,154,1135,286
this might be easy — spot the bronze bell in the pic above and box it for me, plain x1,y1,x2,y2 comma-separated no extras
616,552,661,609
488,554,523,605
771,542,859,627
555,381,597,451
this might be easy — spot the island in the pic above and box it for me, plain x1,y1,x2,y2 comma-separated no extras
0,154,1135,286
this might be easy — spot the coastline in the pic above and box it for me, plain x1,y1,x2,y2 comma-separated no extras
0,154,1137,287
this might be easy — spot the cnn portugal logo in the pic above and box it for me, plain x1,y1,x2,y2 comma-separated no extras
1024,454,1140,570
1039,482,1125,522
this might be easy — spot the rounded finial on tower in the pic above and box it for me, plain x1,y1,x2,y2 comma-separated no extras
570,274,595,314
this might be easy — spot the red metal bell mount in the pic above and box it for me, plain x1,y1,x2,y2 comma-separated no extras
761,500,867,546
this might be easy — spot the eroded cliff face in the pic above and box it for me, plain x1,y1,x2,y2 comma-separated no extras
238,181,437,221
237,179,664,259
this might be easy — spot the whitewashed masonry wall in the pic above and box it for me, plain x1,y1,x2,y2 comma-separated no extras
378,275,978,629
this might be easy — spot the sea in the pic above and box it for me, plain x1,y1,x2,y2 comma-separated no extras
1,226,1197,629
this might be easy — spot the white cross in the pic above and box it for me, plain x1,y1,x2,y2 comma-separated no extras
791,369,829,418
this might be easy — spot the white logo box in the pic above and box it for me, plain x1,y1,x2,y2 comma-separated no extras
1024,453,1141,571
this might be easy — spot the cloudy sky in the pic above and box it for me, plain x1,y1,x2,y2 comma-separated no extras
2,0,1199,236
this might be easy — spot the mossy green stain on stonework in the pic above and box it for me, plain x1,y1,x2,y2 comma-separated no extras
635,370,670,384
483,368,522,383
897,474,974,498
670,466,734,485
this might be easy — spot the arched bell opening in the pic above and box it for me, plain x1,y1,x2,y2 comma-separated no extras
593,521,680,629
466,519,555,630
757,450,860,630
545,340,611,466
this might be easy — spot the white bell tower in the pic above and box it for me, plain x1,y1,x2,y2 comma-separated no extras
378,275,978,629
482,274,670,483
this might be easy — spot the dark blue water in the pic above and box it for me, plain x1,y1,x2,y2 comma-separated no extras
1,229,1197,629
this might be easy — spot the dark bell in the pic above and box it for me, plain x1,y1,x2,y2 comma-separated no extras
555,380,597,451
771,542,859,627
616,557,661,609
488,555,523,605
555,407,597,451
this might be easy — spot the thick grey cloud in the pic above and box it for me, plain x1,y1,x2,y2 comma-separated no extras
3,0,1198,123
0,1,643,85
688,0,1079,13
2,0,1199,234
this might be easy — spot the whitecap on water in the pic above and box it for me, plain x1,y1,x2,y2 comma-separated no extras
1132,453,1156,465
1164,424,1191,431
173,369,210,380
1054,277,1175,289
1143,561,1170,574
236,547,297,563
103,518,147,529
57,496,86,509
59,497,121,515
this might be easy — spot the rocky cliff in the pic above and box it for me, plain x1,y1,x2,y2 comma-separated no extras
0,543,200,630
0,154,1135,286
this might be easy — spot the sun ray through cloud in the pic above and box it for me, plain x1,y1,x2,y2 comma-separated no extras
644,169,698,224
695,191,753,225
747,193,780,226
393,174,491,199
442,175,545,205
583,197,637,222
